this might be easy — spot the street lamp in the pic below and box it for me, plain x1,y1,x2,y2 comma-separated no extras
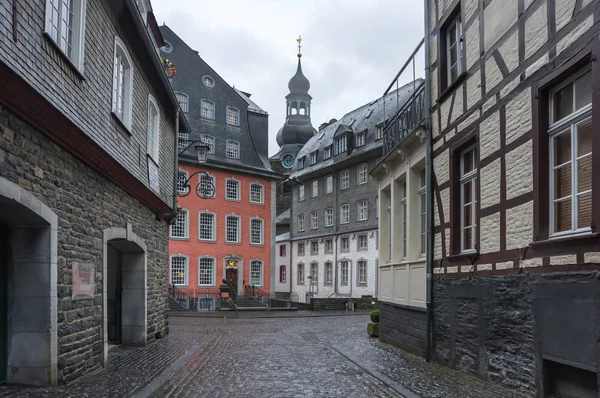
178,140,215,199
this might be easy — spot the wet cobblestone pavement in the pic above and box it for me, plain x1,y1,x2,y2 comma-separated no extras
0,313,528,398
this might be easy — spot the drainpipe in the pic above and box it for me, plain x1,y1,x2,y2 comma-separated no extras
424,0,434,363
333,178,339,296
172,108,180,212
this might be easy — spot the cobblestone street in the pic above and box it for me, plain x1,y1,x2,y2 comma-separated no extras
0,313,527,398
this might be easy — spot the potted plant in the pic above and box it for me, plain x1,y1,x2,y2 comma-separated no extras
367,309,380,337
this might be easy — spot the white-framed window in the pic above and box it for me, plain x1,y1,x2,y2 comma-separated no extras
279,245,286,257
446,14,463,86
225,179,240,201
357,164,368,184
45,0,87,70
170,209,188,239
298,243,305,256
335,135,348,154
324,146,332,159
312,180,319,197
176,92,189,113
298,214,305,232
202,75,215,88
341,237,349,251
250,183,264,204
298,157,305,169
355,132,366,147
147,95,160,163
250,218,264,245
310,151,318,165
280,265,286,283
340,261,349,286
178,132,189,149
326,175,333,194
226,107,240,126
198,212,216,241
357,261,367,285
460,144,478,252
325,208,333,227
376,125,384,140
549,68,592,236
310,241,319,255
112,36,134,129
340,169,350,190
200,135,215,154
201,100,215,119
401,183,407,258
311,212,318,229
199,174,215,196
357,235,368,251
357,200,368,221
225,215,240,243
299,185,305,201
170,256,187,286
198,257,216,286
177,170,188,193
325,239,333,253
226,140,240,159
340,204,350,224
297,263,305,284
310,262,318,281
250,260,263,286
324,262,333,284
419,168,427,254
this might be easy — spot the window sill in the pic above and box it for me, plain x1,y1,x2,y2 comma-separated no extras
225,198,241,202
173,285,188,288
199,240,217,243
250,243,265,247
437,72,468,103
250,202,265,206
111,112,133,136
447,251,479,262
530,232,599,248
43,32,86,80
225,242,242,245
170,237,189,241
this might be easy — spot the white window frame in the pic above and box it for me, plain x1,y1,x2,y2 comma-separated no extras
341,237,349,252
226,106,240,126
298,214,305,232
357,200,368,221
324,262,333,285
250,218,264,245
250,260,264,287
325,239,333,254
170,255,188,286
355,132,366,147
298,243,305,256
299,185,305,201
340,204,350,224
340,170,350,190
311,212,319,229
297,263,305,284
446,14,463,86
324,146,332,159
335,135,348,154
357,164,368,185
460,144,478,253
199,173,216,196
357,235,368,251
325,208,333,227
310,262,318,281
419,169,427,255
249,183,264,204
198,211,216,242
111,36,134,130
310,241,319,256
147,95,160,163
325,175,333,194
312,180,319,198
401,184,407,258
198,257,216,287
225,215,241,244
177,169,188,194
376,125,384,140
279,245,287,257
310,152,317,165
280,265,287,283
548,68,593,237
201,100,215,119
178,132,189,150
357,260,367,285
200,135,215,154
170,209,188,239
44,0,87,71
226,140,240,159
225,178,241,201
340,260,350,286
175,92,189,113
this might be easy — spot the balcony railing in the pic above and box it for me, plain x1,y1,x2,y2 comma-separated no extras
381,38,426,157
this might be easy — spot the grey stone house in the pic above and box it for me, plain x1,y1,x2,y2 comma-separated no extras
0,0,187,386
428,0,600,396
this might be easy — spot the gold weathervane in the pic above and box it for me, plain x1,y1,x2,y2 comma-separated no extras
297,35,302,57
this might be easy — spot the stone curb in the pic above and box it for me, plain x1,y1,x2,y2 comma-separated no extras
169,310,372,319
331,344,423,398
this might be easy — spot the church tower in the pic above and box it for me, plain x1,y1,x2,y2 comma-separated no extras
270,36,317,233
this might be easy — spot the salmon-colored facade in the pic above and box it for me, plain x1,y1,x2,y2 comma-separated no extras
170,163,274,298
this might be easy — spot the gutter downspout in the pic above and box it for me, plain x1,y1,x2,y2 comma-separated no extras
173,108,180,212
424,0,434,363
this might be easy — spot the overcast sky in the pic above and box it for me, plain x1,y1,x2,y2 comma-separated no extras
151,0,425,156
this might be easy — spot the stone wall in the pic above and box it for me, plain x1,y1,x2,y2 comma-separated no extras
310,297,378,311
379,302,427,358
0,106,170,384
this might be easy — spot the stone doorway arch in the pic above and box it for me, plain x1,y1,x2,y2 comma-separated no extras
102,225,147,368
0,177,58,386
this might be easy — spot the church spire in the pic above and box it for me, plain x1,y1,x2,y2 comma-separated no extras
297,35,302,58
288,35,310,95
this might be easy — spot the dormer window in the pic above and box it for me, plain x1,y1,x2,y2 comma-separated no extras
298,157,305,169
335,136,348,155
310,151,317,165
355,131,366,147
324,146,332,159
376,125,384,140
349,119,355,127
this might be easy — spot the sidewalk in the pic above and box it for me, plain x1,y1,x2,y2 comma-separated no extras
170,309,373,318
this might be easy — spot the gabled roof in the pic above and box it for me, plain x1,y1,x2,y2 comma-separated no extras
235,88,268,116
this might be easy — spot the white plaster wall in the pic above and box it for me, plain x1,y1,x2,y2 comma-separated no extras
274,241,290,293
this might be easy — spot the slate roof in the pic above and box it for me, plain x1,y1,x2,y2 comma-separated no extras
289,79,425,179
276,232,291,242
234,88,268,115
275,209,291,224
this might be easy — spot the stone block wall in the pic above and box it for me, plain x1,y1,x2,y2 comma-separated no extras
0,106,170,384
379,302,427,358
310,297,378,311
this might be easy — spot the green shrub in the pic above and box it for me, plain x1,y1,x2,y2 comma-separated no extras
370,309,380,323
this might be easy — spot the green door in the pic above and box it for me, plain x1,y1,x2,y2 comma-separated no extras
0,225,8,384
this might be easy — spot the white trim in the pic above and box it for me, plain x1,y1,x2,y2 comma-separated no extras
225,177,241,201
147,94,160,164
312,179,319,197
357,163,368,184
169,254,189,286
112,36,134,130
250,217,264,245
170,208,189,239
460,144,477,252
226,106,241,126
445,14,463,86
200,134,216,154
249,182,265,204
225,213,241,243
225,140,240,160
198,211,216,242
249,259,264,287
325,208,334,227
44,0,87,72
177,168,189,193
298,213,305,231
198,256,217,287
340,204,350,224
200,99,215,119
325,175,333,194
175,92,189,113
357,199,369,221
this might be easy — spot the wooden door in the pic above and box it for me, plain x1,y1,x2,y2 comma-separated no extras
0,225,8,384
225,268,238,297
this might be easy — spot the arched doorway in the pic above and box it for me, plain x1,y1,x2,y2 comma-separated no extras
102,226,147,367
0,177,58,386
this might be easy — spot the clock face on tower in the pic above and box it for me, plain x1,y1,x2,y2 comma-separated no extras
281,153,295,169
